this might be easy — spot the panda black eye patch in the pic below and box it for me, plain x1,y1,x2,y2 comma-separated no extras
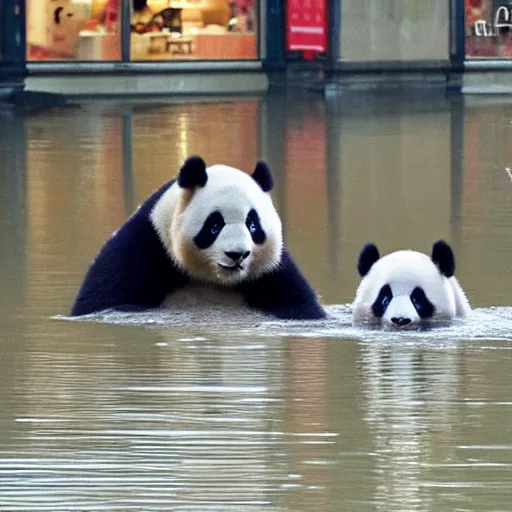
410,287,435,318
371,284,392,318
194,211,225,249
246,209,266,244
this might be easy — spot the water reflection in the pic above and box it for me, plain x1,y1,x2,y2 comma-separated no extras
1,92,512,510
3,93,512,313
361,344,461,511
0,322,337,510
0,114,27,313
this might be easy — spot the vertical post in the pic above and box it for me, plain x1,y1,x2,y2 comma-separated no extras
450,0,465,70
3,0,26,64
0,0,27,96
121,0,131,62
258,0,267,61
0,1,4,60
262,0,286,69
327,0,341,68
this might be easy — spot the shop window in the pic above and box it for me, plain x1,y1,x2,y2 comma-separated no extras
130,0,257,61
27,0,121,61
466,0,512,58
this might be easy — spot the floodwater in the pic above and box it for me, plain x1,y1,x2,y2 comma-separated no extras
1,90,512,511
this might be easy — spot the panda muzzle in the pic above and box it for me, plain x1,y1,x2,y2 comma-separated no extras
391,317,412,327
218,262,244,271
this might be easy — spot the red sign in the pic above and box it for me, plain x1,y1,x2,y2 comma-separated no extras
286,0,327,53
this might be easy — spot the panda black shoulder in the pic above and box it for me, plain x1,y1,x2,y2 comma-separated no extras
70,178,188,316
237,249,326,320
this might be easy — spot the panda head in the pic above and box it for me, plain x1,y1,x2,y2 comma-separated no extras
352,240,464,329
153,156,282,286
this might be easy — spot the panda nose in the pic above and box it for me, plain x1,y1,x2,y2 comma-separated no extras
225,250,250,261
391,317,412,326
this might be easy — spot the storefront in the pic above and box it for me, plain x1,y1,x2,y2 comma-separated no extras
4,0,512,96
20,0,272,95
314,0,512,93
24,0,512,68
26,0,259,62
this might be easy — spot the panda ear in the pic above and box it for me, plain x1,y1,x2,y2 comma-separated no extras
178,156,208,189
251,161,273,192
358,243,380,277
431,240,455,277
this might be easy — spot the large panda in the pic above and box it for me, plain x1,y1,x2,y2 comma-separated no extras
352,240,471,329
70,156,326,320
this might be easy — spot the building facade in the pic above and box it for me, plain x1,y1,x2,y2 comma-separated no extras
328,0,512,93
1,0,512,96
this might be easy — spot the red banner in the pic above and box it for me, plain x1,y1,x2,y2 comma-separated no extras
286,0,327,53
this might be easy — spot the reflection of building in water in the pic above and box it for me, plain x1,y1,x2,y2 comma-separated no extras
131,99,260,204
0,115,27,311
21,98,262,317
329,97,453,305
24,109,126,315
360,344,462,512
460,100,512,307
282,337,333,510
282,100,332,301
0,116,28,450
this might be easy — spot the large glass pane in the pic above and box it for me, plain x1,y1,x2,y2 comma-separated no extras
130,0,258,61
27,0,121,61
466,0,512,58
340,0,449,61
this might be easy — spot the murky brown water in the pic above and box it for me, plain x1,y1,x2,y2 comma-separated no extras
1,91,512,511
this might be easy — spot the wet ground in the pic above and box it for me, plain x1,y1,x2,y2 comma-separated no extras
1,90,512,511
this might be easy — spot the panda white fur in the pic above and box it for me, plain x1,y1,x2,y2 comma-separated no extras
70,156,326,320
352,240,471,329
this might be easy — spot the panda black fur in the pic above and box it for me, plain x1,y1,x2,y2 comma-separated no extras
352,240,471,329
70,156,326,320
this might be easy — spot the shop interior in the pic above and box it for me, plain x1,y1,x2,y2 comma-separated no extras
465,0,512,58
26,0,257,61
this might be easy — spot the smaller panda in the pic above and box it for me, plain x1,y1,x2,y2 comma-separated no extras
70,156,326,321
352,240,471,329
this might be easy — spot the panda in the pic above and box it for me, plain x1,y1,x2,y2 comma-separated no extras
70,156,326,320
352,240,471,329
